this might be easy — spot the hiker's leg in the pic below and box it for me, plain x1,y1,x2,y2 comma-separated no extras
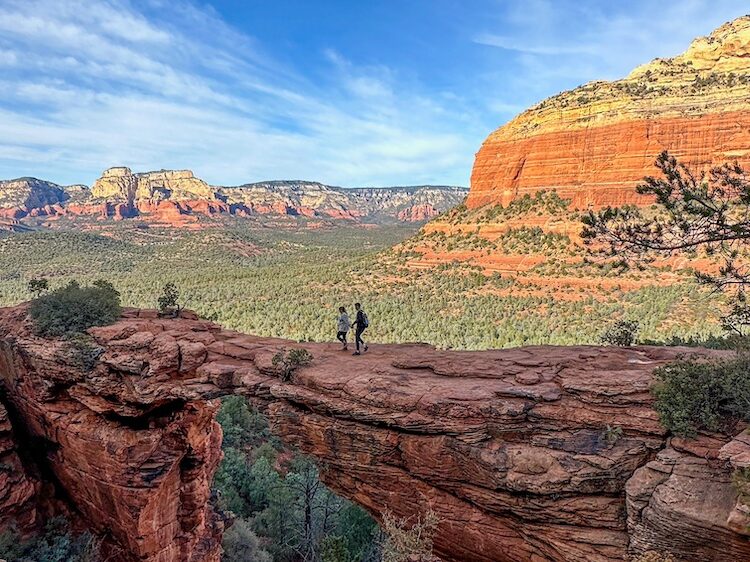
356,329,364,352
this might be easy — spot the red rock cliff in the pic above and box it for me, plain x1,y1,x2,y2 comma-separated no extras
469,16,750,210
0,305,748,561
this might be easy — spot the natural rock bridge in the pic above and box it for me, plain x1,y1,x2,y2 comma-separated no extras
0,305,748,561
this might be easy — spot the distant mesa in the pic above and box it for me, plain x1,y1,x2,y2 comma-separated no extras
470,15,750,210
0,168,467,226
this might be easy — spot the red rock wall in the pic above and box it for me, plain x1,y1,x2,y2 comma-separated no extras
0,400,40,534
0,306,748,561
469,110,750,210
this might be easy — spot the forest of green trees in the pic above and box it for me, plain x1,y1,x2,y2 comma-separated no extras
0,220,721,349
214,396,381,562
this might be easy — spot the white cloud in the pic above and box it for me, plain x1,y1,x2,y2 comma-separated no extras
0,0,747,188
0,0,478,187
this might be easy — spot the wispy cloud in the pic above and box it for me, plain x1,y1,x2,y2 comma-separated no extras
0,0,747,188
0,0,479,187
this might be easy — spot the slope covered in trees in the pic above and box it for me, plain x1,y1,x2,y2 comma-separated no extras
0,218,722,349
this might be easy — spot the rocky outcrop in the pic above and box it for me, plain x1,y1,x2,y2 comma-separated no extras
0,173,466,224
91,167,216,203
397,203,439,222
0,305,747,561
469,16,750,210
0,178,69,218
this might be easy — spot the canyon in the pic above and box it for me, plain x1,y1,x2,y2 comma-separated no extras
0,304,747,561
0,169,466,227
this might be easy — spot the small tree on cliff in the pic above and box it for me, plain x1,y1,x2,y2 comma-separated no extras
581,151,750,334
28,277,49,299
157,282,183,318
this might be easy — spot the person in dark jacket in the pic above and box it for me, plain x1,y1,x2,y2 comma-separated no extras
351,302,369,355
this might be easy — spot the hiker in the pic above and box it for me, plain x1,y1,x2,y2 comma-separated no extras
351,302,369,355
336,306,351,350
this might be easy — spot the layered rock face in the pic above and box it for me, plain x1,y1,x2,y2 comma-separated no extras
0,172,466,224
0,178,69,219
0,402,40,534
469,16,750,210
91,167,216,202
0,305,748,561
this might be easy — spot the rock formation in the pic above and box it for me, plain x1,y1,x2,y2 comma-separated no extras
0,173,466,224
469,16,750,210
91,168,216,203
0,304,747,561
0,402,40,534
0,178,69,219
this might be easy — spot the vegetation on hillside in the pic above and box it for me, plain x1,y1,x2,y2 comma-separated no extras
213,396,381,562
583,151,750,335
0,218,724,349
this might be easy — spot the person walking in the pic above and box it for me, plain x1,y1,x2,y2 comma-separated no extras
336,306,351,350
351,302,369,356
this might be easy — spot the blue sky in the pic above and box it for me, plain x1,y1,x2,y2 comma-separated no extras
0,0,747,187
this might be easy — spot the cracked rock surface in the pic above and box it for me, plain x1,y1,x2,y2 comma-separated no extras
0,304,748,561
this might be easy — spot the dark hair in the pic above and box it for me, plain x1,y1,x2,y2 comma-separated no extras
355,302,361,308
339,306,346,313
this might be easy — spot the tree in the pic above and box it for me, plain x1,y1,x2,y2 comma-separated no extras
157,282,182,317
272,348,313,382
28,278,49,298
582,151,750,334
600,320,639,346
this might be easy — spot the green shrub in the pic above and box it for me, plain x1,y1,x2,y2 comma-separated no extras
321,535,350,562
29,280,121,337
652,355,750,437
271,348,313,382
600,320,639,346
221,518,272,562
0,516,100,562
27,277,49,298
602,425,623,447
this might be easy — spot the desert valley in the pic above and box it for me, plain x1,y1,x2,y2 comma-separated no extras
0,6,749,562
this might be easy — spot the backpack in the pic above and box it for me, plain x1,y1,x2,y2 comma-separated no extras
361,311,369,328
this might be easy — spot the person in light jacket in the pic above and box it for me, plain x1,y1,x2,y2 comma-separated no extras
336,306,351,350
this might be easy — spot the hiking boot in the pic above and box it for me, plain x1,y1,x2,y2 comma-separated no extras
364,345,369,352
352,351,361,356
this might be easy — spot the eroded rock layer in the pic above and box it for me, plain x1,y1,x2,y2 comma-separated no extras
0,305,747,561
0,173,466,225
469,16,750,210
